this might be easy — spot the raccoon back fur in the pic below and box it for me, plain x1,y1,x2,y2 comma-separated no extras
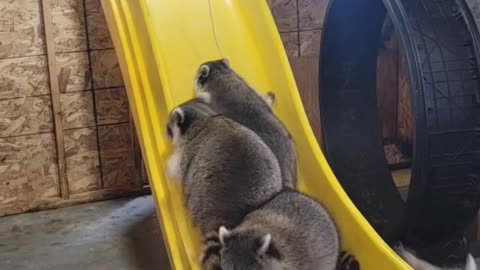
194,59,297,188
217,189,339,270
165,98,283,237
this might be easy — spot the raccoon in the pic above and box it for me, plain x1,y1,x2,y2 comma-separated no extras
216,189,339,270
165,98,283,237
194,59,297,188
396,245,477,270
337,251,360,270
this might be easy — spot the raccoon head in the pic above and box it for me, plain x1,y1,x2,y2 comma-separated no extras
194,58,239,100
166,99,216,146
218,226,282,270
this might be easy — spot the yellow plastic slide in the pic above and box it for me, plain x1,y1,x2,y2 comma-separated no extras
101,0,412,269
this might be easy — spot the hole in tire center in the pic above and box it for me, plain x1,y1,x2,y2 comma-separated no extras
376,15,414,201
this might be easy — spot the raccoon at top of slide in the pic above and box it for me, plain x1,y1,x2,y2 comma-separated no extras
194,59,297,188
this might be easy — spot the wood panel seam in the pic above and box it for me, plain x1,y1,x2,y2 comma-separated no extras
40,0,70,199
82,0,105,189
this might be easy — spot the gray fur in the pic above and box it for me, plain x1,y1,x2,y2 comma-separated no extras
165,99,283,237
201,232,223,270
218,190,339,270
395,245,478,270
194,59,297,188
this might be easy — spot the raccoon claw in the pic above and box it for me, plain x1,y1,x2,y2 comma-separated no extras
201,251,222,270
202,260,222,270
264,92,275,107
200,239,222,270
337,251,360,270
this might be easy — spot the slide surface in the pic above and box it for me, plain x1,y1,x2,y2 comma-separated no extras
101,0,412,269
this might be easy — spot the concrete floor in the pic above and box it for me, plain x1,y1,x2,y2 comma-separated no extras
0,196,170,270
0,195,477,270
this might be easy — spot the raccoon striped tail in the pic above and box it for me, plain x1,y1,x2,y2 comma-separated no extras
337,251,360,270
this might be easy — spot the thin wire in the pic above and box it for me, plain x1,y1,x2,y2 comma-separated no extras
208,0,224,59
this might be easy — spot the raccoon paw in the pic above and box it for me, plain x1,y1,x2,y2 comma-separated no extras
200,239,222,270
202,257,222,270
264,92,275,108
337,251,360,270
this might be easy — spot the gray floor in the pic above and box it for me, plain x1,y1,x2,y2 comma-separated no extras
0,195,478,269
0,196,170,270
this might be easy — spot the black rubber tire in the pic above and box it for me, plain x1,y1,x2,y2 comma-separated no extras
319,0,406,244
319,0,480,264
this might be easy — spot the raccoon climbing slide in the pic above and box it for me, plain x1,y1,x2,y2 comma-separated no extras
101,0,412,269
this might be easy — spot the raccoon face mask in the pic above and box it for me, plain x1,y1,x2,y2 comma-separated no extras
219,226,282,270
194,58,233,95
165,99,216,146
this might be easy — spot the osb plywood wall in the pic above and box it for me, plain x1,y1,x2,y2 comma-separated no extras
0,0,147,217
376,35,414,146
0,0,329,216
268,0,327,141
0,0,410,216
269,0,414,147
268,0,327,57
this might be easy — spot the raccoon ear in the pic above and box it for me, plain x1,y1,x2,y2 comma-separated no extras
263,92,275,108
171,108,185,125
466,254,476,270
199,64,210,78
165,126,173,139
222,58,230,67
257,234,282,259
219,226,231,246
257,233,271,255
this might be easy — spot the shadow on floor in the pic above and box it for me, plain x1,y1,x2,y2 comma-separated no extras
0,195,171,270
127,210,171,270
